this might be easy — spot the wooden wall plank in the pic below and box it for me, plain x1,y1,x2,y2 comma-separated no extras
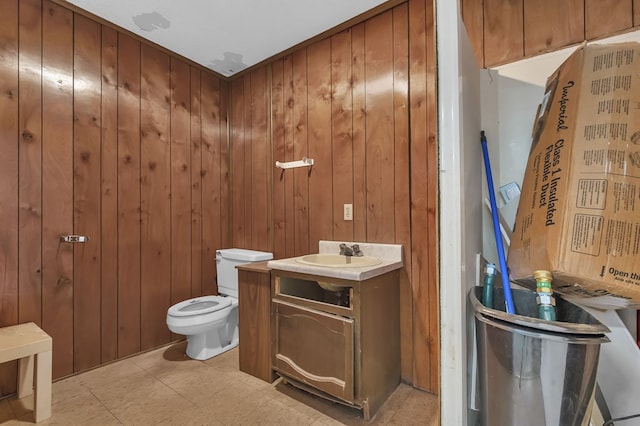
635,0,640,27
219,80,231,251
73,14,103,372
18,0,43,327
351,23,367,242
190,67,203,298
230,78,246,249
219,81,230,251
365,12,395,243
250,69,270,251
170,58,192,305
0,0,19,396
100,25,119,363
271,60,286,259
392,2,413,384
201,73,221,295
483,0,524,66
307,39,334,249
117,33,142,357
424,3,440,392
292,50,310,255
42,0,74,378
140,44,171,350
424,0,439,393
330,30,354,242
282,56,296,258
408,0,432,392
586,0,633,39
242,77,253,248
524,0,584,57
460,0,485,67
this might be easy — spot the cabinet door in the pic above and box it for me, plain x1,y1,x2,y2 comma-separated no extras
273,299,354,402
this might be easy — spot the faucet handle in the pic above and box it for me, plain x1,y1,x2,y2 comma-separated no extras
339,243,355,256
351,244,363,256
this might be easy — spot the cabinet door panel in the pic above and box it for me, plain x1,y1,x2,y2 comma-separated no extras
273,300,354,402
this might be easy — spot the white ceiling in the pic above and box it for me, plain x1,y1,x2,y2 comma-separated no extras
65,0,390,77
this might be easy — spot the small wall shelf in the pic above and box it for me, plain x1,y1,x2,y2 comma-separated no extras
275,157,314,169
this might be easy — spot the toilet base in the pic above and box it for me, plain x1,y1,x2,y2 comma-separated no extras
184,307,239,361
186,332,238,360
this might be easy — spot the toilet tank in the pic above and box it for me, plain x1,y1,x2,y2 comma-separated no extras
216,248,273,298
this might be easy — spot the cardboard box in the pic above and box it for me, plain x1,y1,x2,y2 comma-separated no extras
508,42,640,309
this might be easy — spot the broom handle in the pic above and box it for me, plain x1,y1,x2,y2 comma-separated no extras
481,131,515,314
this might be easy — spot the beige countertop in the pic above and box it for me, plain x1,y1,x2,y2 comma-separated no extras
267,241,403,281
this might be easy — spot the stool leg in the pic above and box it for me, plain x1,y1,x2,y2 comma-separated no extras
17,355,34,398
34,351,52,422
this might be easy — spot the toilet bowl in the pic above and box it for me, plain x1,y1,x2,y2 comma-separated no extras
166,248,273,360
167,295,238,360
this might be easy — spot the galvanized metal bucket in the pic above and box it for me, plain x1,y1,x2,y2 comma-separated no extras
469,286,609,426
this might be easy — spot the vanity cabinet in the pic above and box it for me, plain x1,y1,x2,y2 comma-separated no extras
271,269,400,420
237,261,276,383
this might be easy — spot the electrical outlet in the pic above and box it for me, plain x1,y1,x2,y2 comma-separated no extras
344,204,353,221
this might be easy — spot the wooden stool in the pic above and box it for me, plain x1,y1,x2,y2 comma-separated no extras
0,322,52,422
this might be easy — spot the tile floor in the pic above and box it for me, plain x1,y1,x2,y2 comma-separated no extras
0,341,439,425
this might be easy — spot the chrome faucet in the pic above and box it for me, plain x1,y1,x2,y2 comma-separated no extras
339,243,353,256
339,243,363,257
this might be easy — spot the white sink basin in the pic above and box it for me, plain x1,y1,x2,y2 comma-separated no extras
295,254,382,268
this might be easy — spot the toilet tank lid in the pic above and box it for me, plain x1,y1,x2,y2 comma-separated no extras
217,248,273,262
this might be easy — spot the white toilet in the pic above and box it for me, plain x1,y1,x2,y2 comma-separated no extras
166,248,273,360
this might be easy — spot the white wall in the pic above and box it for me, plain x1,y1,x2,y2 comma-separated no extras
479,73,543,266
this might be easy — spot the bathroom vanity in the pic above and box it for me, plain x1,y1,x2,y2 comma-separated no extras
267,241,403,420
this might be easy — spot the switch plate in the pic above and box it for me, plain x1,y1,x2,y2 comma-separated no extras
344,204,353,221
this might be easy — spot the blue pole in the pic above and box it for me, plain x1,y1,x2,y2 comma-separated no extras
480,131,516,314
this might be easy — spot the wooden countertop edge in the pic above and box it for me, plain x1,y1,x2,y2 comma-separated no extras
236,261,272,273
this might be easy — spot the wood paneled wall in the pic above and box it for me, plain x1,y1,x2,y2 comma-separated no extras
228,0,439,392
0,0,228,396
462,0,640,67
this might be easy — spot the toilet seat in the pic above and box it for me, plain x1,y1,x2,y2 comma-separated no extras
167,296,231,318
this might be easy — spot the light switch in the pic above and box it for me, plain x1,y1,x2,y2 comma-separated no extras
344,204,353,221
